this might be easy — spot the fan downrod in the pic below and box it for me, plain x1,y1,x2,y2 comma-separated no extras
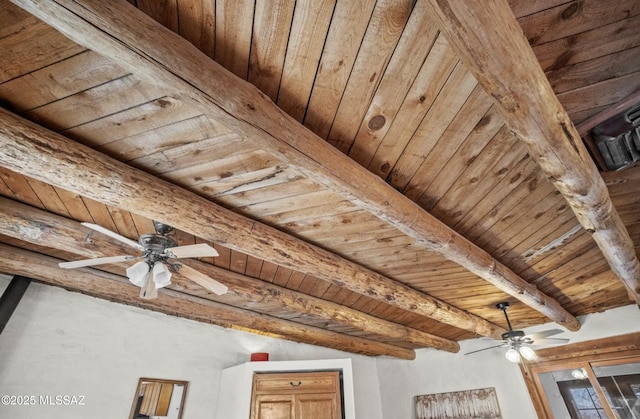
496,301,524,340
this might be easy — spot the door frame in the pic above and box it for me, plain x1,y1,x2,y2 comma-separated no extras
519,332,640,418
216,358,356,419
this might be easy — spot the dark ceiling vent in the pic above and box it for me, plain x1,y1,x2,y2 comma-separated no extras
590,103,640,171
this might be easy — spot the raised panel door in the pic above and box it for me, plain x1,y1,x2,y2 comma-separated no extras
251,394,294,419
296,392,341,419
251,370,343,419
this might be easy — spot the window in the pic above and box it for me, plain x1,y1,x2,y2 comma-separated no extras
593,362,640,418
521,333,640,419
558,377,605,418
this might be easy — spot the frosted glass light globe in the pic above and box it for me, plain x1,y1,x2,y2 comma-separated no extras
519,345,536,361
152,262,172,288
505,347,521,362
126,261,150,287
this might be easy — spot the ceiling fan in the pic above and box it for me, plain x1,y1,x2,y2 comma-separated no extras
465,302,570,362
58,221,228,299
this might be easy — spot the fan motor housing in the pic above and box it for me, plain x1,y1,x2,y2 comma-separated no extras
139,234,177,253
502,330,525,341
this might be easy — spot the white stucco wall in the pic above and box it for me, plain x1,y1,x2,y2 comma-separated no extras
1,275,638,419
375,304,640,419
0,277,382,419
216,358,358,419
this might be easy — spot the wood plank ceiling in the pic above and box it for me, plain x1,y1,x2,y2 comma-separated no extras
0,0,639,359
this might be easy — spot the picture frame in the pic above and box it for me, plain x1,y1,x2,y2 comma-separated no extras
128,377,188,419
415,387,502,419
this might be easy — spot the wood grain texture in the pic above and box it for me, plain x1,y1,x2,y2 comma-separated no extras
177,0,215,58
0,244,415,359
0,196,460,351
326,0,413,153
349,0,439,169
0,15,84,83
3,0,638,356
303,0,376,140
248,1,295,102
0,106,504,339
214,0,253,79
518,0,640,46
423,0,640,302
276,0,335,122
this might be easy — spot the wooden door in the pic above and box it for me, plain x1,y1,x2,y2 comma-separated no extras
252,394,294,419
296,392,341,419
250,371,342,419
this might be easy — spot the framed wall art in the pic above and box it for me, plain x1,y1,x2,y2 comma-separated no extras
129,378,188,419
415,387,502,419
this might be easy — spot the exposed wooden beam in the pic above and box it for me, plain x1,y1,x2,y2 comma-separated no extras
9,0,580,330
602,163,640,186
0,111,503,340
422,0,640,303
0,196,459,352
0,243,416,359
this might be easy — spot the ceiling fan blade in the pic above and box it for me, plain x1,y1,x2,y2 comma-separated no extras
531,337,570,345
178,264,228,295
81,222,144,251
524,329,564,340
165,243,219,259
464,343,508,355
139,274,158,300
58,255,136,269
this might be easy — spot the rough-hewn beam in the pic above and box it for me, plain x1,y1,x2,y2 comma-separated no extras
0,196,458,352
0,243,416,360
422,0,640,303
0,109,504,340
9,0,581,329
